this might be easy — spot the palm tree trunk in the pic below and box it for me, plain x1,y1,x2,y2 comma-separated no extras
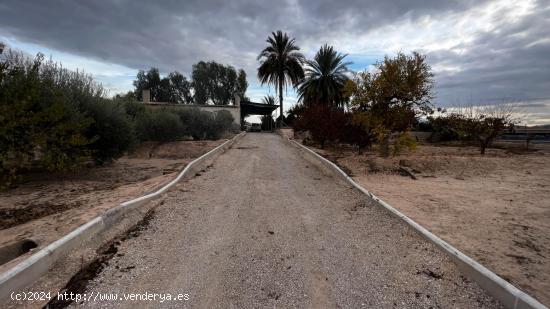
278,76,283,128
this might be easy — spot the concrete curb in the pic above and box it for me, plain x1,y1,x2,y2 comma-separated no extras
280,134,546,309
0,132,246,301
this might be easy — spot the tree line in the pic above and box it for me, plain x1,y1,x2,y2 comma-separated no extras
0,48,237,189
257,30,517,156
130,61,248,105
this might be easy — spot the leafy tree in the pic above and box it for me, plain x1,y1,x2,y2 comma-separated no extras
134,68,161,101
351,51,434,156
257,30,305,127
0,50,94,187
166,71,193,104
191,61,247,105
352,51,434,125
83,99,137,164
236,69,248,100
133,68,192,103
298,45,351,107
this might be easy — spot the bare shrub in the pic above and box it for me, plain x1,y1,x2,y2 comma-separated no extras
446,103,520,154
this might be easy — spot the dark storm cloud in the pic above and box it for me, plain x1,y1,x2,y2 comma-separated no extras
0,0,487,73
429,3,550,104
0,0,548,111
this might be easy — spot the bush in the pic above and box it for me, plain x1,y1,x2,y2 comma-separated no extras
135,109,184,142
391,131,417,156
342,113,373,152
438,105,517,154
210,110,234,139
294,104,347,148
261,115,275,131
0,50,94,187
176,108,234,140
425,116,460,142
120,99,147,120
82,99,137,164
175,108,207,140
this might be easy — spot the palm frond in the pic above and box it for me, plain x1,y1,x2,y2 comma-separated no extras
298,44,352,108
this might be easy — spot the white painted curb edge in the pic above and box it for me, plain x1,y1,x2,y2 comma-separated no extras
284,136,546,309
0,132,246,301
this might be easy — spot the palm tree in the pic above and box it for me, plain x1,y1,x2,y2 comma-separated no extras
257,31,305,127
259,95,276,131
298,44,351,108
262,95,276,105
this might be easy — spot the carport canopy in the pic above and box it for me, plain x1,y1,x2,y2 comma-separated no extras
240,100,279,117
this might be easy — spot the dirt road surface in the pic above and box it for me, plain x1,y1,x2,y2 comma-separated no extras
72,133,501,308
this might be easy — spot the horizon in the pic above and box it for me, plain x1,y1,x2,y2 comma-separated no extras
1,0,549,124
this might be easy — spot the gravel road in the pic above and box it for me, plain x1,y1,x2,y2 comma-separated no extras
73,133,502,308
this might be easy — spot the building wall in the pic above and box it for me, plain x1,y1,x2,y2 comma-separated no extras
142,91,241,126
144,103,240,126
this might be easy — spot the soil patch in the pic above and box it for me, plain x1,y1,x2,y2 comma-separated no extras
309,142,550,305
0,139,225,271
45,209,155,308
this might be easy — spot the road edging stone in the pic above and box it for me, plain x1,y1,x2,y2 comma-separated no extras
278,132,546,309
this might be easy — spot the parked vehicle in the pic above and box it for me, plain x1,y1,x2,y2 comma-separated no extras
250,123,261,132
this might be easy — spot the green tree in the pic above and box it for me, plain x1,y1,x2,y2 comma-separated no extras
353,51,434,117
351,51,434,156
83,99,136,164
133,68,192,103
298,45,351,107
236,69,248,100
167,71,193,103
134,68,161,101
192,61,247,105
257,30,305,127
0,51,93,187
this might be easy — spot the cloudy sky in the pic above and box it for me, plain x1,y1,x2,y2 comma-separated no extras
1,0,549,124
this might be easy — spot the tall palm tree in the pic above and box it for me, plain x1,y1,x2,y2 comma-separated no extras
298,44,351,108
257,31,305,127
